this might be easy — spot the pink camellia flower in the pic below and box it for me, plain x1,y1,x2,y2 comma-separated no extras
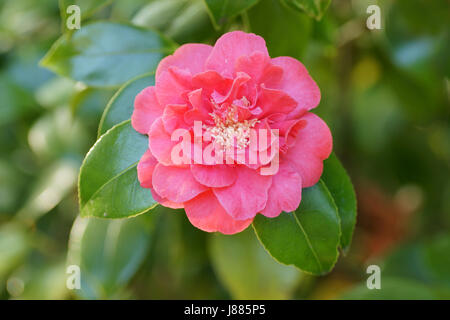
132,31,332,234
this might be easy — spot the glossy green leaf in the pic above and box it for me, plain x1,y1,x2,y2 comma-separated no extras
204,0,260,29
98,73,154,137
209,228,301,299
321,153,357,253
282,0,332,20
79,120,156,218
40,21,176,87
68,213,155,299
253,181,340,275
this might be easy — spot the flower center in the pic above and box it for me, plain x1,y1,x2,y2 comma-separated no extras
205,97,258,150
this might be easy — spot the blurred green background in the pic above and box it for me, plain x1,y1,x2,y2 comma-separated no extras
0,0,449,299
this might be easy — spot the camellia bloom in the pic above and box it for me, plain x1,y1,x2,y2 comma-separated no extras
132,31,332,234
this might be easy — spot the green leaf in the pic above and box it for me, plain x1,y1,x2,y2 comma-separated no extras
248,0,311,60
209,228,301,299
68,213,155,299
40,21,176,87
253,181,341,275
282,0,331,20
204,0,260,29
98,73,154,137
78,120,156,218
321,153,357,253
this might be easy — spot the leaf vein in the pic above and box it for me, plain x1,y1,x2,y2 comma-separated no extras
292,211,323,272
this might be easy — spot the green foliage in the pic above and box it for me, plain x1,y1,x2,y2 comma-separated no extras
252,154,356,275
0,224,29,281
382,235,450,289
40,21,176,87
282,0,332,20
59,0,116,24
1,0,448,300
16,159,80,221
133,0,217,44
68,213,155,299
321,153,357,253
248,0,311,59
204,0,260,29
78,120,157,218
132,0,189,31
341,234,450,299
209,228,301,299
98,73,155,137
341,277,439,300
253,181,341,275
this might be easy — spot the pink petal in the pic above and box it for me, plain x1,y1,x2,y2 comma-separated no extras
271,56,321,118
191,70,233,97
205,31,269,78
184,190,252,234
152,164,208,203
148,117,179,166
213,166,272,220
212,72,250,104
284,113,332,187
131,87,164,134
137,149,157,188
235,51,270,84
151,189,184,209
191,164,237,188
162,104,189,132
260,161,302,218
257,85,298,118
184,88,213,125
260,63,284,88
155,67,192,107
156,43,213,79
272,119,307,148
249,119,278,154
